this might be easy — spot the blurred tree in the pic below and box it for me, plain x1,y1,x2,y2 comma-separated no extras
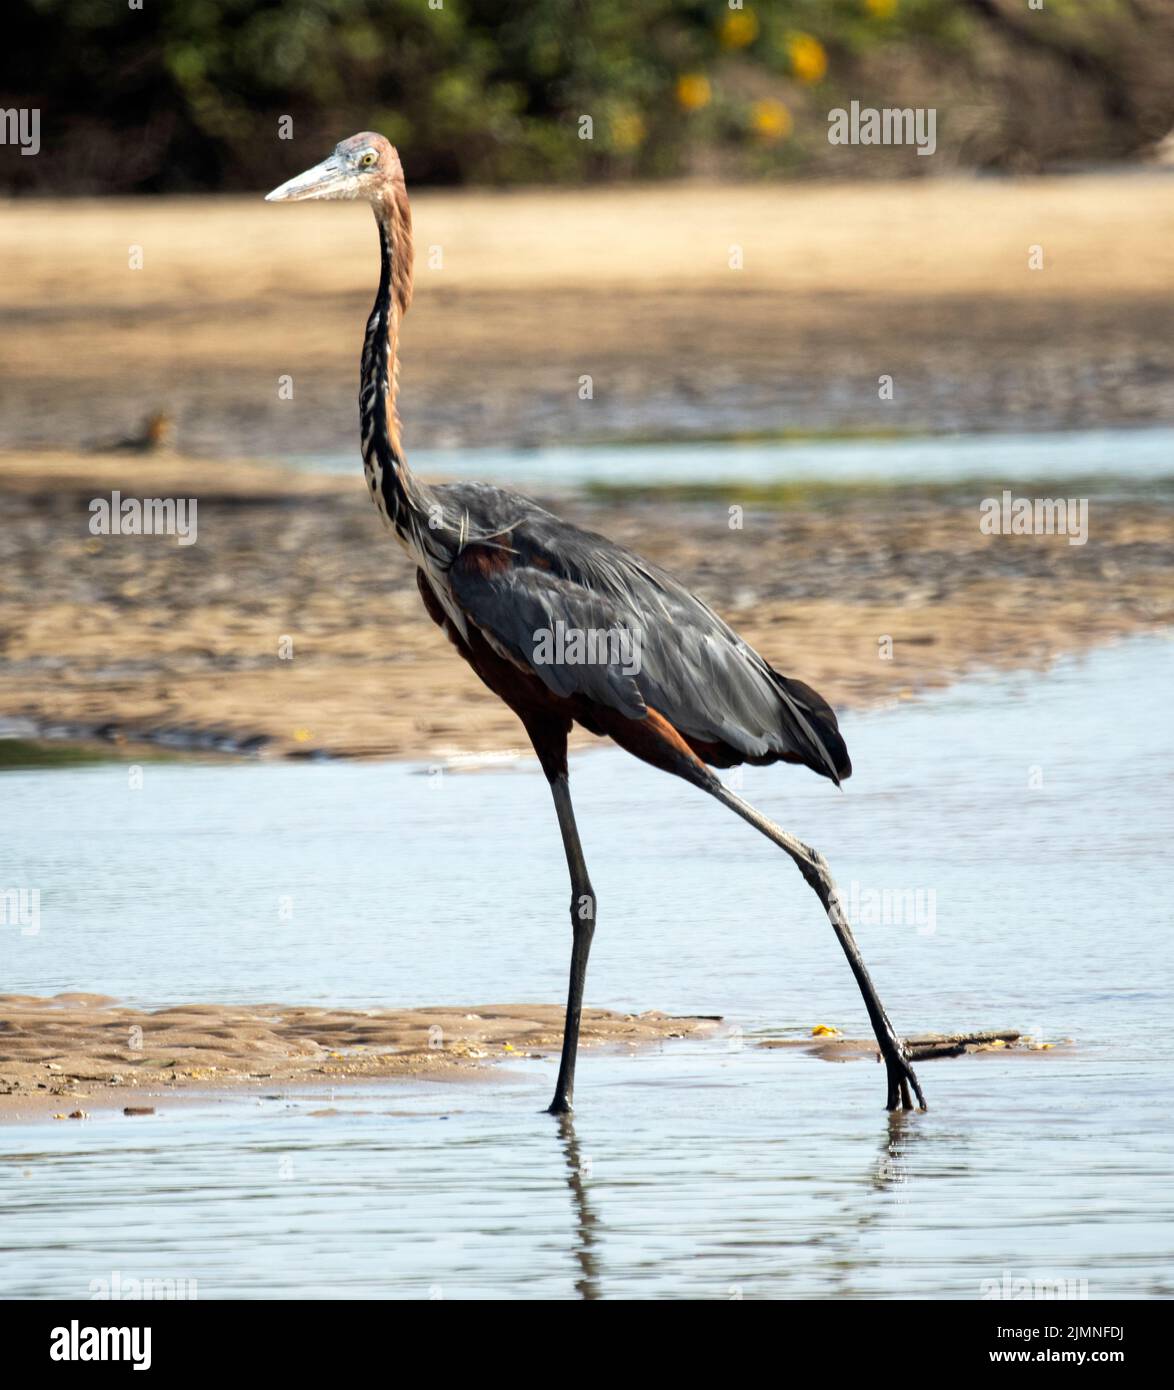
1,0,1170,193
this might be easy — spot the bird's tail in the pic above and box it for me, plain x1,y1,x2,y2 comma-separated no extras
772,673,852,786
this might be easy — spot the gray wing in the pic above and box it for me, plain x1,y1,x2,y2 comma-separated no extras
451,561,647,719
438,482,850,781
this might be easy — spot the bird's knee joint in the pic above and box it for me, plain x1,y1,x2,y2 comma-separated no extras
806,849,833,883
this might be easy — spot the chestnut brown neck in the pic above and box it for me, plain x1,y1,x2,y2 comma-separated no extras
359,179,430,532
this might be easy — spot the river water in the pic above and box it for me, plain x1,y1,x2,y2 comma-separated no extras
2,635,1172,1298
300,425,1174,490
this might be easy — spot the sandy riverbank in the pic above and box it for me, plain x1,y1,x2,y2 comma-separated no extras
0,993,722,1121
1,175,1172,453
0,993,1066,1124
2,174,1172,763
0,450,1170,762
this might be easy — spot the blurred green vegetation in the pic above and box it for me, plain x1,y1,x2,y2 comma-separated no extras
584,473,1174,510
4,0,1172,192
0,739,120,768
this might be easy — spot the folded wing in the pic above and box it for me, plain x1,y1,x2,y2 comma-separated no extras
444,497,850,784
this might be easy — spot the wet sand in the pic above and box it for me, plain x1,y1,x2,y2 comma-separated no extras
0,993,1068,1124
0,451,1169,762
0,993,721,1121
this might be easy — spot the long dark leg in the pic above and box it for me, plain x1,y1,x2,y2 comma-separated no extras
710,781,926,1112
594,705,924,1112
546,772,597,1114
520,716,597,1115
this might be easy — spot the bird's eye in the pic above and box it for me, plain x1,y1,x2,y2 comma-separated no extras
360,152,377,168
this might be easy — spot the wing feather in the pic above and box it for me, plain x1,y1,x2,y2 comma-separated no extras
437,481,850,782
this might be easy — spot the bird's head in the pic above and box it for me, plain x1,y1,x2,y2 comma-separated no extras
265,133,404,205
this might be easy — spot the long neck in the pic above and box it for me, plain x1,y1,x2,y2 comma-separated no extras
360,186,432,535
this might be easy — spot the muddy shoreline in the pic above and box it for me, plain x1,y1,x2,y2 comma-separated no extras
1,451,1170,764
0,994,1070,1124
0,994,720,1121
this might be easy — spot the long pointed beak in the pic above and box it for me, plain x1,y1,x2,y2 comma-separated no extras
264,155,349,203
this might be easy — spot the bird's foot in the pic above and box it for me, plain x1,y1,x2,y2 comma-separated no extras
883,1043,927,1112
545,1095,573,1116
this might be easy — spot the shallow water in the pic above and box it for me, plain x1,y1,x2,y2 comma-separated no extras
2,636,1173,1299
300,425,1174,490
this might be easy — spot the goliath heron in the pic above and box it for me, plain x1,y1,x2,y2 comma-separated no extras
266,134,926,1115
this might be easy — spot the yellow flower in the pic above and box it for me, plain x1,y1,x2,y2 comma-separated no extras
676,73,712,112
610,110,646,153
864,0,898,17
719,10,759,49
785,32,828,85
751,99,793,141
